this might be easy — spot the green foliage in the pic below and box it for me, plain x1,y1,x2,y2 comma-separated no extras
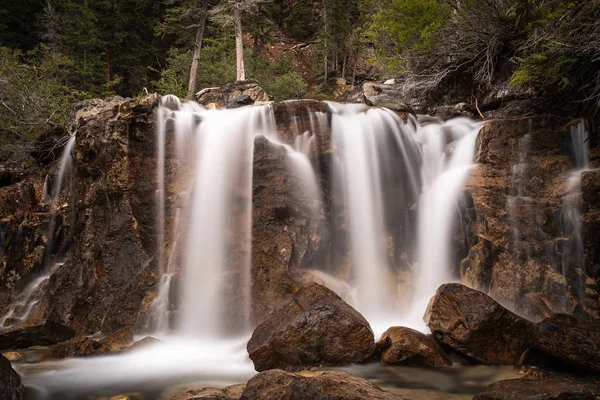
266,72,308,100
0,46,83,143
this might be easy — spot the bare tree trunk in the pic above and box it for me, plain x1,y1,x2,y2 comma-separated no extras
351,48,358,87
341,53,347,80
234,5,246,81
187,1,208,98
322,1,328,81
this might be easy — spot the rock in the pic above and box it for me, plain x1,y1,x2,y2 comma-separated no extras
377,327,451,367
531,314,600,374
123,336,162,353
168,384,245,400
239,370,398,400
0,320,76,350
1,352,23,362
98,326,134,351
473,378,596,400
247,283,375,371
362,82,415,113
424,283,533,364
196,81,269,108
42,337,110,360
0,353,25,400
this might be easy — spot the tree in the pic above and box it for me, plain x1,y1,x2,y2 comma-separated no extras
187,1,209,97
210,0,267,81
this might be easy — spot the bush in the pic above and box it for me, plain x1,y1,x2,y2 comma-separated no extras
0,45,82,145
264,72,308,100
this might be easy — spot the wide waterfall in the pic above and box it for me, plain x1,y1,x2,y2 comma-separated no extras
23,98,487,398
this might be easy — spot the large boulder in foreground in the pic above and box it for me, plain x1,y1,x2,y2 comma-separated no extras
377,327,451,367
240,370,397,400
168,384,245,400
532,314,600,374
0,353,25,400
473,378,597,400
0,320,75,350
424,283,533,364
247,283,375,371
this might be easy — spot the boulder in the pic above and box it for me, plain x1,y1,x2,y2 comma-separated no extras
532,314,600,374
239,370,398,400
196,81,269,108
0,320,75,350
168,384,245,400
0,353,25,400
424,283,533,364
123,336,162,353
473,378,596,400
247,283,375,371
42,337,110,360
98,326,134,351
377,327,451,367
362,82,415,113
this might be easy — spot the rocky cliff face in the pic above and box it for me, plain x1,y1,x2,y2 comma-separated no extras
0,93,597,339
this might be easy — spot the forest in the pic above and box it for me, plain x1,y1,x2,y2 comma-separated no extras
1,0,599,148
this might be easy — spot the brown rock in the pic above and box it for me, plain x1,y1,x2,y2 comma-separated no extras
98,326,134,351
0,320,75,350
473,378,596,400
0,353,25,400
239,370,398,400
424,283,533,364
247,283,375,371
123,336,162,353
377,326,451,367
168,384,245,400
42,337,110,360
532,314,600,374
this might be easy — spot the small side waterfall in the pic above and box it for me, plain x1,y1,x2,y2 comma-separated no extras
413,119,482,318
561,120,591,304
0,134,77,328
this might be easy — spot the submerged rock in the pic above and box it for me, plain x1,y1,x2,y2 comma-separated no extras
0,353,25,400
0,320,75,350
473,378,596,400
377,326,451,367
247,283,375,371
424,283,533,364
42,337,110,360
531,314,600,374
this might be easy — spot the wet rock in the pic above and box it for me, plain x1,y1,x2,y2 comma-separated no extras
42,337,110,360
363,82,415,113
123,336,162,353
424,283,533,364
195,81,269,108
0,353,25,400
531,314,600,374
98,326,134,351
1,352,23,362
377,327,451,367
168,384,245,400
240,370,398,400
0,320,75,350
473,378,596,400
247,283,375,371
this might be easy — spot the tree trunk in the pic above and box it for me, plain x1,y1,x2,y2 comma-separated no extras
322,0,328,81
351,48,358,87
234,5,246,81
187,1,208,98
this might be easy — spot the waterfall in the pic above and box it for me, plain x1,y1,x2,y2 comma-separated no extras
153,100,275,337
412,118,483,323
0,134,76,328
561,120,591,304
329,103,422,329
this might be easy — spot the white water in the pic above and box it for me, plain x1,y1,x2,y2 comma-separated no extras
0,135,76,329
409,118,483,330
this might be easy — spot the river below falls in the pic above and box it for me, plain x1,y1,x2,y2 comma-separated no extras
14,338,523,400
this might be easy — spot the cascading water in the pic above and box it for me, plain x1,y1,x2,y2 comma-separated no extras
23,98,487,399
411,118,483,327
561,120,591,303
0,134,76,328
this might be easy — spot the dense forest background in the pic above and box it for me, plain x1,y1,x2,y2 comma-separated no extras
1,0,599,149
